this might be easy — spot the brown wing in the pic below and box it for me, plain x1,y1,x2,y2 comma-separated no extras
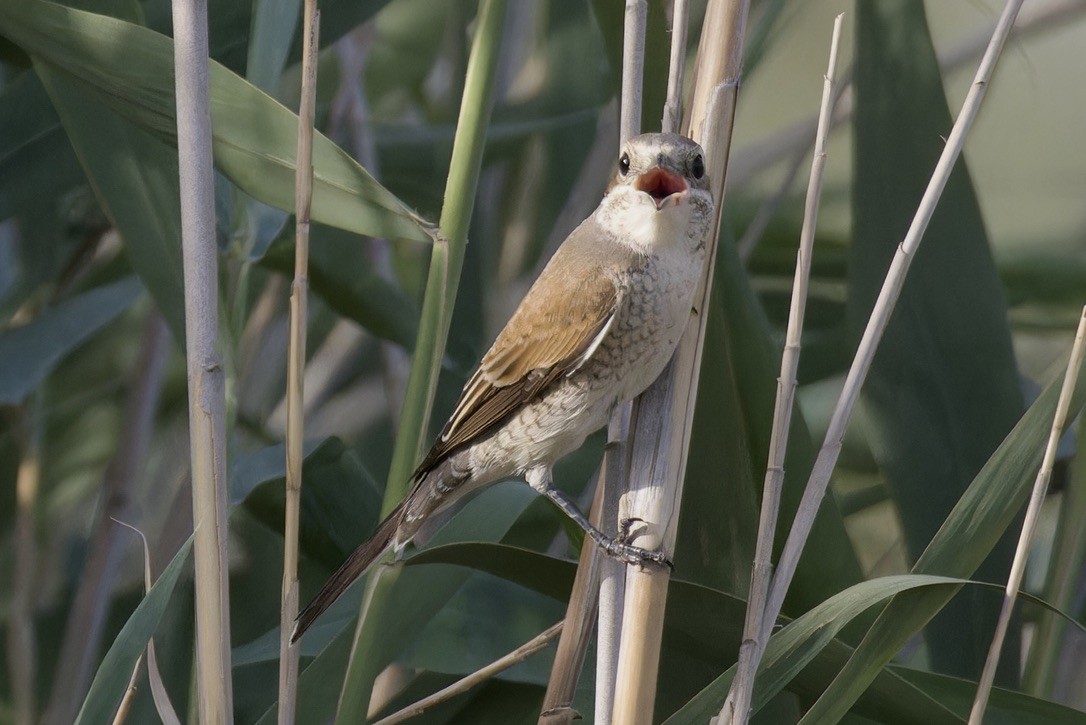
414,265,619,476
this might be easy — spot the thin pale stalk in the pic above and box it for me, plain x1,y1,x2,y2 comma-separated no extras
661,0,689,135
372,623,561,725
720,15,843,725
541,479,604,722
279,2,319,723
172,0,233,719
44,313,170,725
969,307,1086,723
336,2,507,720
596,407,631,725
111,653,144,725
620,0,646,145
598,3,647,718
610,1,750,722
762,0,1027,668
9,408,41,725
1024,412,1086,695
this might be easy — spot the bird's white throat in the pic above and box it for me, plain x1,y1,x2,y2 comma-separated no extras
596,187,701,255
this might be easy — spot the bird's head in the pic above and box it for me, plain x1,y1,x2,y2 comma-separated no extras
598,133,714,253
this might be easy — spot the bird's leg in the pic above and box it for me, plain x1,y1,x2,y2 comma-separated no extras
526,467,671,569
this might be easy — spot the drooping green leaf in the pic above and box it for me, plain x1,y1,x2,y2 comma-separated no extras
797,358,1086,723
849,0,1024,680
664,575,969,724
0,277,140,404
74,536,193,725
0,0,434,244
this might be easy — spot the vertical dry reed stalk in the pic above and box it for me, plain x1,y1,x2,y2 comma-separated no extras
760,0,1027,667
609,1,750,722
969,306,1086,722
278,1,319,723
172,0,234,719
720,14,844,725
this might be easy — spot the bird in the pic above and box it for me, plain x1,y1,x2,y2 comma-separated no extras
293,132,714,642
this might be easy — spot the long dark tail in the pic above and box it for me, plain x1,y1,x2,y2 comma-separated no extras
292,500,406,642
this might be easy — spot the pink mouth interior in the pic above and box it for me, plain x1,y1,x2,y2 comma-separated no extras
635,167,688,205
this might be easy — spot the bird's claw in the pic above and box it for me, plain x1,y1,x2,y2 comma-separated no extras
603,538,672,570
617,516,644,544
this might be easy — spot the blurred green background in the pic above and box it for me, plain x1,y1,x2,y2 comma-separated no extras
1,0,1085,722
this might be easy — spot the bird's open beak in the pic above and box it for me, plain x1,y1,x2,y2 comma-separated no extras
635,166,688,209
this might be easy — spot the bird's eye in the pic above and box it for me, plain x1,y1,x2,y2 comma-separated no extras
691,154,705,179
619,152,631,176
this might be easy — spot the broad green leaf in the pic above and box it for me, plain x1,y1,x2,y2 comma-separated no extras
849,0,1023,679
664,575,969,724
678,229,864,611
798,359,1086,723
245,0,301,95
35,64,187,344
400,571,563,685
0,277,140,404
666,569,1080,724
1025,415,1086,695
74,536,193,725
0,71,84,222
408,543,959,724
254,483,538,723
406,542,576,603
892,666,1086,725
254,623,355,725
0,0,434,244
230,438,323,502
239,437,383,570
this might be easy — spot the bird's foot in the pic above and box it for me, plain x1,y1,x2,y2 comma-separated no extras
601,519,672,570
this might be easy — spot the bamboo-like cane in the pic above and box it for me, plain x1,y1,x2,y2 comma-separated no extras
278,2,319,724
609,2,750,723
661,0,689,137
596,3,648,720
759,0,1027,683
172,0,234,720
718,15,844,725
968,306,1086,723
